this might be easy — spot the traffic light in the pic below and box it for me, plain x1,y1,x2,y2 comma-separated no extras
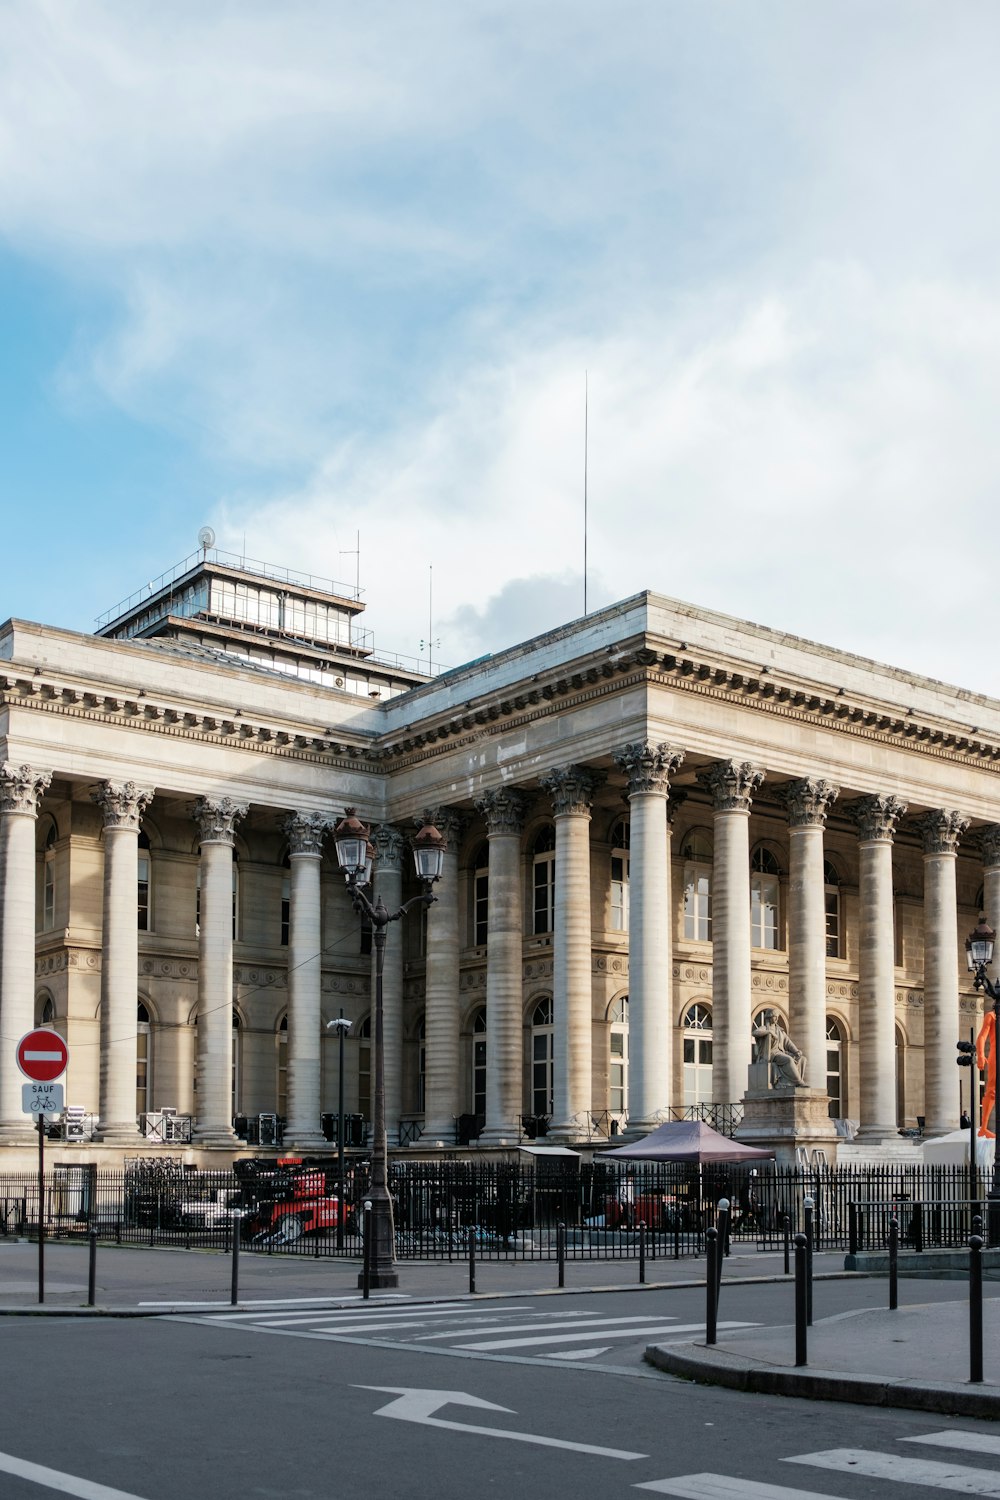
957,1040,977,1067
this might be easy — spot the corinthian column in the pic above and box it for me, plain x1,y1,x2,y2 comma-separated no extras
282,811,331,1149
775,778,839,1092
0,763,52,1140
193,797,246,1144
845,793,907,1140
93,781,154,1141
475,787,528,1144
613,741,685,1131
978,826,1000,961
541,765,602,1139
697,760,765,1104
917,809,968,1137
420,807,463,1141
372,824,407,1145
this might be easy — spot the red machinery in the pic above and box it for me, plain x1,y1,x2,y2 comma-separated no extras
235,1156,355,1245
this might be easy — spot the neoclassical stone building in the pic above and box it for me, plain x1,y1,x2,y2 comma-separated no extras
1,544,998,1166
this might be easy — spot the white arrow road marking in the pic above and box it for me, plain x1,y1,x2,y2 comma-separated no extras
636,1477,844,1498
454,1320,756,1351
788,1447,1000,1492
0,1449,149,1500
359,1386,647,1459
905,1433,1000,1457
544,1347,613,1360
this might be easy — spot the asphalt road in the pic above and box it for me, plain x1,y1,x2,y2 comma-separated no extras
0,1279,997,1500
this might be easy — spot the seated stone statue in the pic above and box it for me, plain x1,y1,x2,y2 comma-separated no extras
752,1009,807,1088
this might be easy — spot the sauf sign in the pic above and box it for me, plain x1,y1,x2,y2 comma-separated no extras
17,1029,69,1115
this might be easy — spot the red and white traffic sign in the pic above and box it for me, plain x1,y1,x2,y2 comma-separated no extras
16,1029,69,1083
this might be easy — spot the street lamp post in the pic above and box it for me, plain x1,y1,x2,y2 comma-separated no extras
326,1012,351,1252
333,809,446,1289
965,915,999,1239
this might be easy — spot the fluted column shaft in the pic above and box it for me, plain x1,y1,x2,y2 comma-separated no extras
193,797,246,1144
476,788,528,1144
699,761,764,1104
919,811,968,1137
420,809,463,1140
283,812,330,1148
94,781,154,1140
848,795,906,1140
372,825,406,1144
779,779,839,1092
613,743,684,1130
0,763,51,1139
542,767,600,1137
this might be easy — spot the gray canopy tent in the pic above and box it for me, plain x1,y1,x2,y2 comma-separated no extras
593,1120,775,1231
597,1119,773,1164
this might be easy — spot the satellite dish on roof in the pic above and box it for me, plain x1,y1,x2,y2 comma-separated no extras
198,526,216,554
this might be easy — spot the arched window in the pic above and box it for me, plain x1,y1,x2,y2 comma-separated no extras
826,1016,845,1118
276,1015,288,1116
280,854,291,947
473,843,489,947
137,830,151,931
530,998,554,1117
358,1016,372,1121
610,819,630,932
751,847,780,950
532,827,556,935
683,1003,713,1105
39,995,56,1026
41,823,57,933
137,1002,151,1116
472,1007,487,1118
682,831,713,941
608,995,629,1123
824,860,841,959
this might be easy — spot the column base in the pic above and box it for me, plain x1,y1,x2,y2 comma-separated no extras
0,1121,42,1145
421,1118,460,1145
97,1123,143,1144
193,1126,238,1147
284,1132,328,1153
477,1126,520,1147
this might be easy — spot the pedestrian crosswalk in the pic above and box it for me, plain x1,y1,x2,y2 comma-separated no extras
637,1428,1000,1497
179,1300,758,1364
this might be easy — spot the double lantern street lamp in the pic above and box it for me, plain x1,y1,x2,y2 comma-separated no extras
965,915,1000,1237
332,808,447,1288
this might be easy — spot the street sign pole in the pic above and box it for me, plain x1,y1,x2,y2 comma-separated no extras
37,1112,44,1305
15,1028,70,1307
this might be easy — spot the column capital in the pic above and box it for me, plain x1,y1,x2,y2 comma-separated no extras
539,764,604,816
372,823,409,871
775,777,839,828
697,759,765,812
974,824,1000,869
476,786,529,837
0,762,51,816
844,793,907,843
193,796,247,845
613,741,685,797
92,780,155,831
282,810,331,856
915,808,969,856
417,806,465,845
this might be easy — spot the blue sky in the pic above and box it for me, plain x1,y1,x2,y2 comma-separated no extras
3,1,1000,689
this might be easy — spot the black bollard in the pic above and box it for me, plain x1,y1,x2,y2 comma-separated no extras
362,1200,373,1301
87,1229,97,1308
794,1233,808,1367
970,1233,984,1384
717,1197,731,1263
673,1212,680,1261
783,1213,791,1275
468,1223,476,1295
557,1221,566,1289
888,1216,898,1312
705,1227,718,1346
848,1201,858,1257
230,1212,241,1307
638,1221,646,1285
803,1196,814,1326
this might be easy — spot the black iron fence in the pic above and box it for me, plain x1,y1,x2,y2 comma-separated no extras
0,1158,990,1261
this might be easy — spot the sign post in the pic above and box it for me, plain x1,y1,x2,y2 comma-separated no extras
17,1029,70,1305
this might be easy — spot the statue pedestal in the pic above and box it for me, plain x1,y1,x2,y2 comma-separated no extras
735,1085,839,1167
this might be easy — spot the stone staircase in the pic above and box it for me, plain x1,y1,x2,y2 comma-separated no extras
835,1137,926,1168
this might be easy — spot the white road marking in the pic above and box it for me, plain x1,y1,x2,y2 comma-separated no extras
255,1309,499,1331
418,1313,687,1342
544,1346,612,1360
635,1477,841,1498
149,1294,409,1309
789,1447,1000,1493
906,1434,1000,1458
0,1448,149,1500
360,1385,647,1459
455,1320,756,1351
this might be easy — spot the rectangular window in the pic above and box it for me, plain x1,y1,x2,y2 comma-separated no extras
751,876,779,949
533,858,555,935
280,874,290,947
610,855,629,932
137,855,150,931
825,890,840,958
684,868,712,941
474,870,489,946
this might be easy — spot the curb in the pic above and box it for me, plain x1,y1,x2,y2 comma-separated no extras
645,1341,1000,1419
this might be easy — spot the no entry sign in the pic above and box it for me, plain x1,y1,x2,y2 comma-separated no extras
16,1029,69,1083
